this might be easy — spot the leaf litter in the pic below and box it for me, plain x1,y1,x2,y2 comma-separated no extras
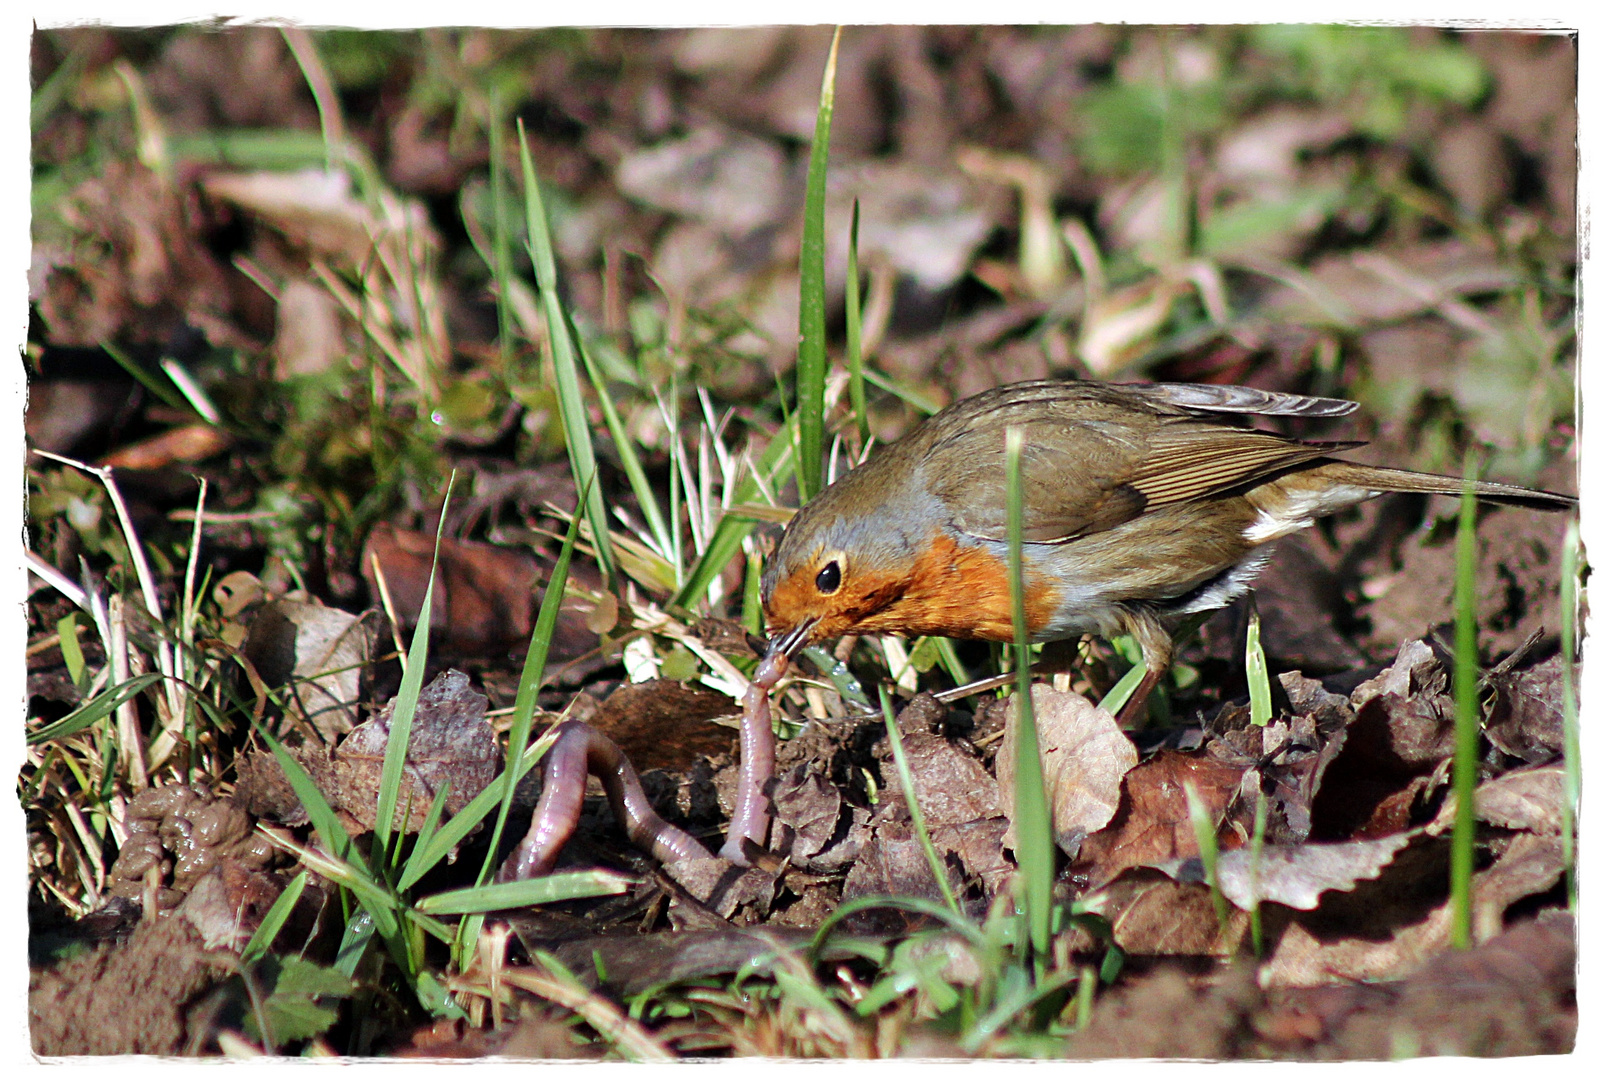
24,25,1577,1059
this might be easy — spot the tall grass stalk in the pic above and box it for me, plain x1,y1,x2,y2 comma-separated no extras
486,88,514,365
1449,470,1481,950
578,344,674,560
1004,427,1053,967
879,684,961,916
1183,780,1230,937
845,199,868,448
373,474,456,869
516,119,618,590
1245,606,1272,727
794,27,841,504
670,415,796,611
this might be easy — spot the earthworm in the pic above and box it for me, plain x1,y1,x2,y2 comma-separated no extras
498,651,790,880
496,719,708,881
718,649,790,865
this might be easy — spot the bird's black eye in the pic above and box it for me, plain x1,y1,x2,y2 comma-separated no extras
815,561,841,594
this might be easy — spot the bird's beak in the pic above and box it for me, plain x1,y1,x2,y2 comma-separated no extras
764,618,818,662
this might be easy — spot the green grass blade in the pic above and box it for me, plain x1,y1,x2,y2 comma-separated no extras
406,780,453,882
1450,467,1480,950
932,638,971,687
1005,426,1053,964
1184,780,1229,936
416,870,632,915
670,413,797,611
487,88,515,364
860,366,941,415
57,612,87,690
249,720,405,954
577,339,673,560
1245,606,1272,726
743,544,765,638
472,497,585,890
101,340,191,415
374,475,456,866
794,27,841,504
240,870,310,967
845,198,868,448
516,119,617,590
396,733,557,893
333,910,376,980
879,684,960,915
28,672,163,745
1560,519,1581,910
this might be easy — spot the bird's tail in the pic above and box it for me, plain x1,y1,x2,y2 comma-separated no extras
1318,461,1576,512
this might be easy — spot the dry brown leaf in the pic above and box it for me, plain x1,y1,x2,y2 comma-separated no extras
97,423,232,470
1485,655,1569,764
1074,749,1246,888
1427,762,1565,836
882,729,1001,829
242,596,372,742
585,679,738,773
1260,832,1565,988
997,684,1136,858
333,669,500,834
840,819,962,911
1159,832,1415,911
1097,872,1248,958
661,857,777,921
770,765,841,864
362,523,605,679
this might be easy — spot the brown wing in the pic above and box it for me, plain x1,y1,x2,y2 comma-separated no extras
925,398,1359,544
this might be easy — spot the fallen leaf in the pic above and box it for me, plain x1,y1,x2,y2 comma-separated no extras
770,765,842,863
242,596,372,742
1095,871,1248,958
881,729,1002,829
585,679,738,773
1074,749,1245,888
1485,655,1568,764
1427,762,1565,836
332,669,500,833
615,127,790,237
661,857,777,921
364,522,610,679
1259,832,1565,987
97,422,232,470
841,819,962,911
1158,832,1415,911
997,684,1137,858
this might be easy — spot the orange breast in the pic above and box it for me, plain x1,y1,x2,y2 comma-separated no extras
848,532,1062,642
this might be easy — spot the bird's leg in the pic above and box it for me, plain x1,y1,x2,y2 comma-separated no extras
1114,609,1174,728
1114,667,1164,727
1038,638,1082,693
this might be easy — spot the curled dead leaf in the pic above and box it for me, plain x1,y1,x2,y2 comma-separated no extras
997,683,1137,858
1158,832,1415,911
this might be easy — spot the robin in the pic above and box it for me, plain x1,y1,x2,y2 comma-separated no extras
760,379,1575,720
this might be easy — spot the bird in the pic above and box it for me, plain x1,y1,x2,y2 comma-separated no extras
760,379,1575,720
